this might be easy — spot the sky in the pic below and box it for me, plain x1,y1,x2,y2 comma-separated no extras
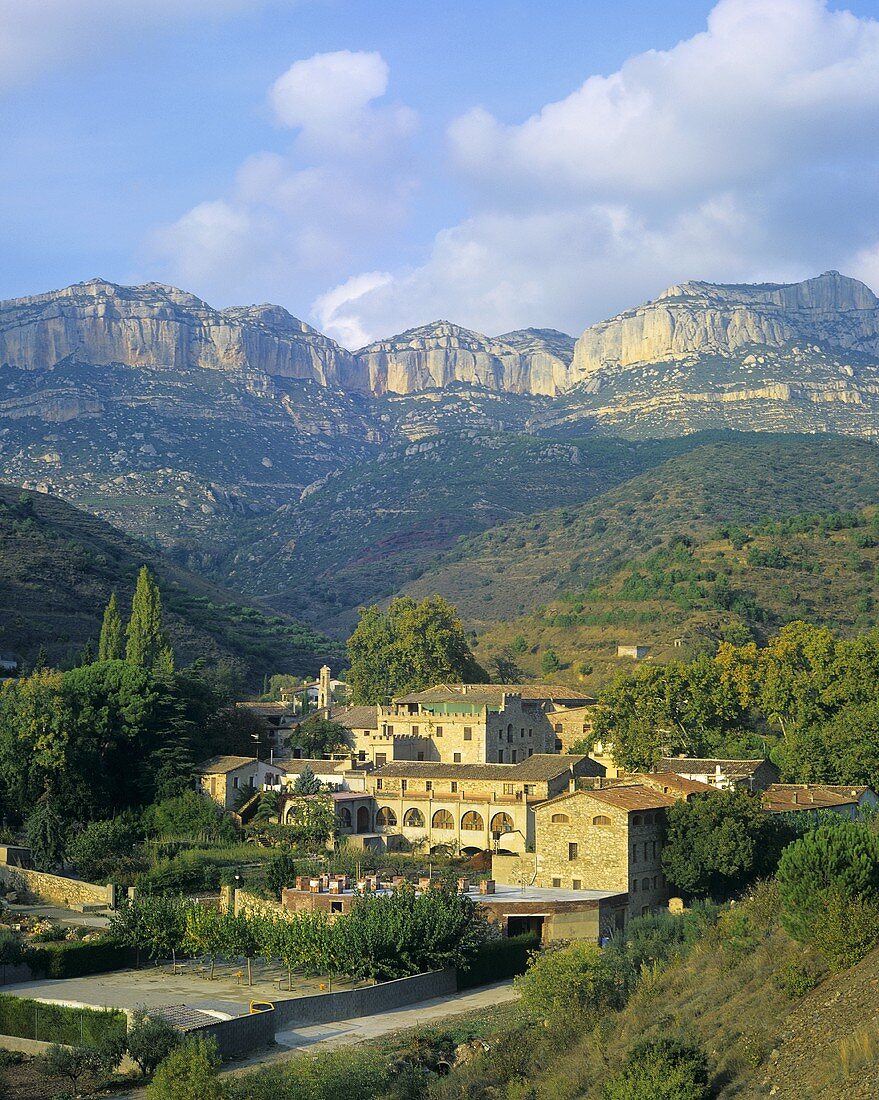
3,0,879,346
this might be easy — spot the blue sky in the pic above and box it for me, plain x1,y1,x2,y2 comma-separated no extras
3,0,879,345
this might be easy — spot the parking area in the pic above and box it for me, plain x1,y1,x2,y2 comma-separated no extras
2,959,369,1018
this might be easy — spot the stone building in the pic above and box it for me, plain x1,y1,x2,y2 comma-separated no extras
495,785,676,919
362,754,603,855
657,757,780,792
195,755,286,810
761,783,878,819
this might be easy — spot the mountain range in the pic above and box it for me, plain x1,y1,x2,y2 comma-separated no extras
3,269,879,653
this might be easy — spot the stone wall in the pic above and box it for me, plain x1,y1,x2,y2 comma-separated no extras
0,865,113,909
188,1006,276,1060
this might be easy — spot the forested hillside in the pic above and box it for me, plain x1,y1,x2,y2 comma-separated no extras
0,485,341,681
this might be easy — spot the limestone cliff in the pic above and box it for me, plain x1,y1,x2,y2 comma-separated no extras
0,279,358,387
355,321,575,396
571,271,879,379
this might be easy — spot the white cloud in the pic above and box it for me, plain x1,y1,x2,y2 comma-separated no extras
326,0,879,343
0,1,266,90
148,50,417,330
313,272,395,347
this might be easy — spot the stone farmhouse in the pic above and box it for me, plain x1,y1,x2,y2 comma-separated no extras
761,783,878,818
195,755,288,810
657,756,780,792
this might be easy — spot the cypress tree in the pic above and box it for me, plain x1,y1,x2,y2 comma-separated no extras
126,566,173,671
98,591,124,661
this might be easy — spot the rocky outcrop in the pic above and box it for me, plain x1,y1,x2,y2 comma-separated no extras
355,322,575,396
0,279,359,387
571,272,879,379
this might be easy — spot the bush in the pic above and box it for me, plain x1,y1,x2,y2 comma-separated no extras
143,792,237,846
147,1037,223,1100
810,888,879,970
515,941,620,1026
136,850,231,893
66,816,144,883
774,962,822,998
0,931,23,966
603,1037,711,1100
226,1047,393,1100
26,936,136,978
38,1044,112,1092
457,933,538,990
0,993,126,1046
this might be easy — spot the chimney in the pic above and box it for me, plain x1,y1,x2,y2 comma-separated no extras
318,665,332,716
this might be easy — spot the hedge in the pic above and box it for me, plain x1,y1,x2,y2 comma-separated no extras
456,933,539,990
0,992,126,1047
26,937,137,979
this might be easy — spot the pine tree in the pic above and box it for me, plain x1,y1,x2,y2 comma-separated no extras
126,566,173,671
98,591,124,661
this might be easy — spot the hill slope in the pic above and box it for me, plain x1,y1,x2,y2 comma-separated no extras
0,485,341,681
403,435,879,686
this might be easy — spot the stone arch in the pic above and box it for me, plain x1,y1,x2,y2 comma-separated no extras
337,806,352,829
403,807,425,828
432,809,454,830
376,806,397,829
461,810,484,831
592,815,612,826
356,805,371,833
491,812,514,836
550,813,569,824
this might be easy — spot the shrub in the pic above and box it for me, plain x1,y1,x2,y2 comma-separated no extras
26,936,136,978
226,1047,393,1100
126,1008,181,1076
810,888,879,971
38,1044,111,1092
147,1037,223,1100
603,1037,711,1100
774,962,822,998
66,816,145,883
0,931,23,966
143,791,236,846
515,940,619,1026
457,933,538,990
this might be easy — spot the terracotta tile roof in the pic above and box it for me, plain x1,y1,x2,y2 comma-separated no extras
236,700,294,714
761,784,872,812
330,705,379,730
272,757,349,774
636,772,717,797
371,754,593,783
658,757,775,778
195,755,257,775
537,785,676,813
393,683,593,705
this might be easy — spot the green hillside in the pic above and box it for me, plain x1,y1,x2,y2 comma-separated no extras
234,431,762,635
0,485,341,683
402,435,879,690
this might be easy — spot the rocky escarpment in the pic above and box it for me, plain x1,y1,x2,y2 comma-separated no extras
0,279,360,387
571,271,879,379
355,321,575,396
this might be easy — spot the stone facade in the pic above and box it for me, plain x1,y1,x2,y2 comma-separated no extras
508,786,676,919
0,865,113,910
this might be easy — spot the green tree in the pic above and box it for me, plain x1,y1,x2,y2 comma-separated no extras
603,1037,711,1100
146,1037,223,1100
268,910,333,988
111,894,191,973
491,650,525,684
220,911,268,987
125,1008,181,1076
38,1043,109,1093
283,794,335,848
183,906,227,981
126,566,173,672
98,592,124,662
26,794,67,871
291,767,322,795
266,850,300,900
289,717,350,758
515,940,619,1026
347,596,486,704
776,822,879,956
540,648,561,674
251,789,280,823
66,816,144,882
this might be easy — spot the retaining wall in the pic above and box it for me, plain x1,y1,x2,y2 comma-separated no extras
0,964,35,987
189,1006,277,1059
271,968,457,1028
0,866,113,909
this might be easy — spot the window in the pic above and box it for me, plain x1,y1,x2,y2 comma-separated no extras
653,876,658,889
451,781,458,793
331,901,343,914
652,840,657,857
507,731,513,743
412,725,419,735
232,776,240,789
386,725,394,735
376,778,383,790
497,751,504,763
464,727,472,741
572,879,582,890
417,753,424,761
524,784,536,795
432,809,454,830
552,877,562,888
337,807,352,829
377,807,397,828
592,815,612,826
401,780,407,792
491,812,514,836
503,783,514,795
632,844,637,862
528,748,534,756
551,813,569,823
435,725,443,737
511,750,517,763
521,729,525,738
642,878,650,891
643,842,648,860
375,753,387,766
453,753,462,764
403,807,424,828
426,781,433,792
632,814,642,826
568,842,579,860
358,751,366,762
632,879,638,892
462,811,484,831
